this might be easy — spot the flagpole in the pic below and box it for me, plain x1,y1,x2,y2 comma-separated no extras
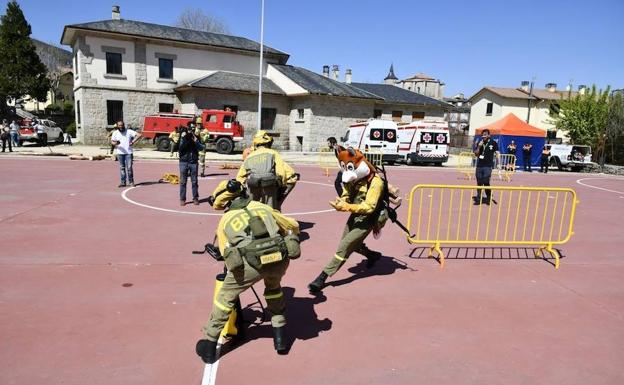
257,0,265,131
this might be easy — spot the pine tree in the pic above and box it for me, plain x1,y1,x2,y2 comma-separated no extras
0,1,49,116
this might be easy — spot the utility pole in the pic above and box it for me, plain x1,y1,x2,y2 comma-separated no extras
526,79,534,123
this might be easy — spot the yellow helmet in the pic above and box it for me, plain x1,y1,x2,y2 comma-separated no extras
252,130,273,147
208,179,244,210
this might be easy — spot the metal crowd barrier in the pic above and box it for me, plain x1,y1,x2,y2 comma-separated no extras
318,148,337,176
405,184,579,269
496,154,517,182
457,151,476,180
364,149,383,168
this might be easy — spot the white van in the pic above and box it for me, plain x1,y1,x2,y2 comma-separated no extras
396,120,449,165
342,119,400,164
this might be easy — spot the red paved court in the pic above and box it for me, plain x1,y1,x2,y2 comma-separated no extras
1,156,623,385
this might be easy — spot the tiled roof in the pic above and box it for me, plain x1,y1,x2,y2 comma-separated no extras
472,86,579,102
350,83,447,106
271,65,380,99
483,87,536,100
179,72,285,95
530,89,578,100
61,19,288,63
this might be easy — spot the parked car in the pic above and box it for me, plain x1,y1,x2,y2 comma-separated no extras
18,119,64,145
547,144,593,172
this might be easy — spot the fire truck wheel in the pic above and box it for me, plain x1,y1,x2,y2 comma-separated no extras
156,137,171,152
215,137,234,154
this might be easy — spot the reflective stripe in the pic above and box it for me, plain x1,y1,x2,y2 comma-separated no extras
213,299,232,313
334,254,345,261
264,292,283,300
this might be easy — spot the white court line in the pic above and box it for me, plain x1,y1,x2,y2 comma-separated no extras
576,177,624,195
201,340,223,385
121,180,336,216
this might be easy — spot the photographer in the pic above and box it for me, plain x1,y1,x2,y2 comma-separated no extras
178,125,205,206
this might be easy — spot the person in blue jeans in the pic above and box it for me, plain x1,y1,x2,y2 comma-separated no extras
178,125,205,206
473,129,500,205
111,121,141,187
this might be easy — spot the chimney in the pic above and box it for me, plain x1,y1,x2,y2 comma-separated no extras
322,65,329,78
578,85,587,95
332,65,339,81
112,5,120,20
545,83,557,92
345,69,352,84
520,80,530,92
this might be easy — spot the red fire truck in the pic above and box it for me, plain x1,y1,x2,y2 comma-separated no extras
142,109,244,154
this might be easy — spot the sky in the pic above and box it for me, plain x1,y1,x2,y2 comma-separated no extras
10,0,624,97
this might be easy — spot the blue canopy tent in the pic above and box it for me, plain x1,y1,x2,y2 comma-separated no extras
474,113,546,167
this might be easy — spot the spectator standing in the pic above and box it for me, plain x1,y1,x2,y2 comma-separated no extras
168,127,180,157
9,120,20,147
522,143,533,172
178,126,205,206
473,129,500,205
35,121,47,147
540,145,551,173
1,120,12,152
111,121,141,187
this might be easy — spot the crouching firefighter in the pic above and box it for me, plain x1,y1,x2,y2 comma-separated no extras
308,146,389,294
236,130,298,210
196,179,301,364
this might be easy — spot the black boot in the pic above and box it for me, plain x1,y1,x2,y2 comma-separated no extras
273,326,288,354
359,245,381,268
196,339,218,364
308,272,328,294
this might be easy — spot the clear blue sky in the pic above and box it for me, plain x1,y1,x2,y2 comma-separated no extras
11,0,624,97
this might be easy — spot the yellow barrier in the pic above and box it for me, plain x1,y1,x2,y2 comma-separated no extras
496,154,517,182
364,149,383,168
406,184,579,269
318,148,338,176
457,151,476,180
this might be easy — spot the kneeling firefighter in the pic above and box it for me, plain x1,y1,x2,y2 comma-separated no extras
236,130,298,210
196,179,301,364
308,146,392,294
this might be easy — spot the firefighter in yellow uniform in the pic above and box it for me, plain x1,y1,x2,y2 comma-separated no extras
236,130,298,210
168,127,180,157
195,179,300,364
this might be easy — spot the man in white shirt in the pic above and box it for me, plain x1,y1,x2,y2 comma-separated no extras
9,120,20,147
111,120,141,187
35,121,47,147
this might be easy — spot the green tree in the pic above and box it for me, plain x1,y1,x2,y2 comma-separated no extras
605,91,624,165
0,1,49,116
551,85,610,162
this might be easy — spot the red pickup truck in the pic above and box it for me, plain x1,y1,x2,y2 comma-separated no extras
142,109,244,154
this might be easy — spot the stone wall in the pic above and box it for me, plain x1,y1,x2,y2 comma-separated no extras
304,95,374,152
76,87,176,144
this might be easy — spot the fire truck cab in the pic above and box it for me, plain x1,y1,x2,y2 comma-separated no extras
142,109,243,154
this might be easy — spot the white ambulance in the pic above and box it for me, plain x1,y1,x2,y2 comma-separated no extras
396,120,450,165
341,119,400,164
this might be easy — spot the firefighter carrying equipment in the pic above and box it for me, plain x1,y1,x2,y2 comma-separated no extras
222,203,300,271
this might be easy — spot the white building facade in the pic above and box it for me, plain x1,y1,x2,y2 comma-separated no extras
62,8,447,150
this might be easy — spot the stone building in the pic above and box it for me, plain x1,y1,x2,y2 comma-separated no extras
61,7,447,150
